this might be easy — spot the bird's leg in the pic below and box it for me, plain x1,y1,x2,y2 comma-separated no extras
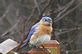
33,45,51,54
41,45,45,48
40,45,51,54
35,46,43,51
32,45,45,51
44,48,51,54
35,45,45,51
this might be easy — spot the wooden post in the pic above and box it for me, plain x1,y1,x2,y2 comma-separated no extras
27,40,60,54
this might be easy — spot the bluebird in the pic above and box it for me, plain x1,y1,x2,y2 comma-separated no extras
21,16,53,51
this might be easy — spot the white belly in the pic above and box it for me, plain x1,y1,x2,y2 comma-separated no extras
30,35,51,46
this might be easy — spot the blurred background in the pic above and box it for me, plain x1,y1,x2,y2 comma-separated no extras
0,0,82,54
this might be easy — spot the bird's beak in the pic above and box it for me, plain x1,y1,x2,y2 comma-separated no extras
48,20,52,23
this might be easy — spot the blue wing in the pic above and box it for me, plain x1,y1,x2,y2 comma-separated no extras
21,22,39,48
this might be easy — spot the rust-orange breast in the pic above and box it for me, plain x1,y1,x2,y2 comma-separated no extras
30,24,53,41
37,25,52,36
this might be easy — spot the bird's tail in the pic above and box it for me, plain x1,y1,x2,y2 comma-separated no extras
22,44,36,51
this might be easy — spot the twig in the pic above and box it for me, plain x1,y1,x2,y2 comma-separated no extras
16,6,37,51
0,4,13,21
28,7,36,20
55,27,82,36
54,3,81,22
23,6,36,33
1,18,21,37
20,7,36,33
34,0,41,15
55,0,75,20
53,6,65,14
39,0,52,19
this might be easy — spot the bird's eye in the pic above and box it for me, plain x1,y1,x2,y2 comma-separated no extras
45,19,47,21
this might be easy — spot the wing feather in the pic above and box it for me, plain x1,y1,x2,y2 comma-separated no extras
21,22,39,48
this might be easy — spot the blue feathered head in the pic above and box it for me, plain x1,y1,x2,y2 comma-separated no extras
40,16,52,25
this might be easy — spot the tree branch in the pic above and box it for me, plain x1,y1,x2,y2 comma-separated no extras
1,18,20,37
34,0,41,15
0,4,13,21
39,0,52,19
55,0,75,19
55,27,82,36
54,3,81,22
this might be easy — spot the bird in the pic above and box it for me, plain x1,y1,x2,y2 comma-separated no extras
21,16,53,51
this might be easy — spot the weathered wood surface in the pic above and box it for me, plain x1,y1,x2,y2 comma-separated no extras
27,40,60,54
0,39,19,54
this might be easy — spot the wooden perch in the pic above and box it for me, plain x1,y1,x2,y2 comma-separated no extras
27,40,60,54
0,39,60,54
